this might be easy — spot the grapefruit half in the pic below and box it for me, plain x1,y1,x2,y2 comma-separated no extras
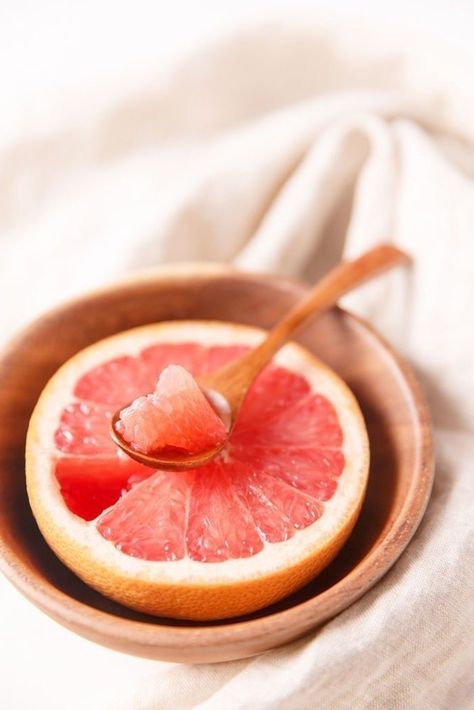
26,321,369,620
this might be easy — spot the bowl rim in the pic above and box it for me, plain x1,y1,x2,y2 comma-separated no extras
0,264,434,653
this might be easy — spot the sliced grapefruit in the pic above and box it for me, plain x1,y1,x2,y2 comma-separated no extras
26,321,369,620
115,364,228,455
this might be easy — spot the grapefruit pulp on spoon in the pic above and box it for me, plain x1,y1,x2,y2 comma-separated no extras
115,363,228,455
26,321,369,620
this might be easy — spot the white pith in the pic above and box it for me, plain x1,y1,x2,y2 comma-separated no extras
26,321,369,585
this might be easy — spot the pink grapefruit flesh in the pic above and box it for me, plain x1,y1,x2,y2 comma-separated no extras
115,364,227,456
53,342,345,561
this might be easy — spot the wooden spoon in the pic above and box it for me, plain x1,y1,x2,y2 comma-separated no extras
110,243,410,469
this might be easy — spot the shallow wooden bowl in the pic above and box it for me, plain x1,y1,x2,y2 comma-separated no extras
0,265,434,663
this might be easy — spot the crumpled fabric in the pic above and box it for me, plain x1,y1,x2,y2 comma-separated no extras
1,12,473,710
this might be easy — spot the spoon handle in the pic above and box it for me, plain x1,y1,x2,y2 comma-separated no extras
205,243,410,413
253,243,410,366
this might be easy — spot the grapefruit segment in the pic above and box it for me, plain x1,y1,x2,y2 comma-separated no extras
26,320,369,620
198,345,250,374
234,466,323,543
139,343,249,379
116,364,228,455
141,343,205,378
55,457,153,521
237,445,343,500
98,471,191,561
55,402,115,456
234,366,311,430
186,464,264,562
233,392,343,447
75,355,155,406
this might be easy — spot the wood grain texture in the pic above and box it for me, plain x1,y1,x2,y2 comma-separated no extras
0,265,434,663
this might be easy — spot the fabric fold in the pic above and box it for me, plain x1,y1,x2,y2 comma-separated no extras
1,12,473,710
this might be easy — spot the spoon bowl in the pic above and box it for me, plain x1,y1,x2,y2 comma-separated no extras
109,403,228,470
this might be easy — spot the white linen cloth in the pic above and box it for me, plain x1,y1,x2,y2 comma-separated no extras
1,10,473,710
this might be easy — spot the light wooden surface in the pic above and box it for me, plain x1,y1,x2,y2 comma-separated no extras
0,266,434,663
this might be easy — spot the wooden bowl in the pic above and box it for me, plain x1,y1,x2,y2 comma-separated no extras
0,265,434,663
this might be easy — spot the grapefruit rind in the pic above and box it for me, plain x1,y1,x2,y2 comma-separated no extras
26,321,369,620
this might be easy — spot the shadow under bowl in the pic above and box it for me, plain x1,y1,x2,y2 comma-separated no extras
0,265,434,663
